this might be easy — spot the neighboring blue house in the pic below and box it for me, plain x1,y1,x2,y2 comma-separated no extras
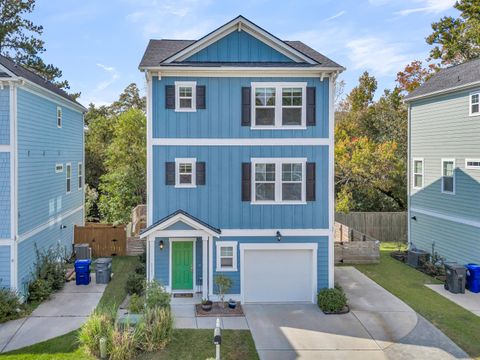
405,58,480,265
139,16,343,303
0,56,86,295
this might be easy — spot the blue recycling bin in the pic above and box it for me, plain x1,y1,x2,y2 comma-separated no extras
466,263,480,293
75,259,92,285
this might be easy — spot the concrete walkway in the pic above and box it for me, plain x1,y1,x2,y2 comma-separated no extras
244,267,469,360
0,274,106,353
426,284,480,317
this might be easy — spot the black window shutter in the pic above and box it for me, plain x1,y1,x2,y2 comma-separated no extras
196,162,206,185
241,87,251,126
165,162,175,185
306,162,316,201
196,85,206,109
306,87,316,126
241,163,251,201
165,85,175,109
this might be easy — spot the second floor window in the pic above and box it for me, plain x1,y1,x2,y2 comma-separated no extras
175,81,196,112
57,106,62,128
441,159,455,194
175,158,196,187
413,158,424,189
471,93,479,116
66,163,71,194
78,162,83,190
252,83,306,129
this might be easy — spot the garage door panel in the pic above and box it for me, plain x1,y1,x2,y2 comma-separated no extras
243,249,313,303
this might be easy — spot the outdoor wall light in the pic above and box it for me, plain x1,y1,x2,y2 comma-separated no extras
60,224,67,229
411,216,417,221
159,240,164,250
276,231,282,242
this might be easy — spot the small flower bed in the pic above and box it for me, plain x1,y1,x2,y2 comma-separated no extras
317,284,349,314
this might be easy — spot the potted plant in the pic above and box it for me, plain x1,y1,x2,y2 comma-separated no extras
201,298,213,311
214,275,232,308
228,298,236,309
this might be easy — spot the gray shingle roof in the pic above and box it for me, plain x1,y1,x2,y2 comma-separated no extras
0,55,85,109
405,58,480,100
139,38,342,69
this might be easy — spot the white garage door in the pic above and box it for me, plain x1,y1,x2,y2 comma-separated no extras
243,248,314,303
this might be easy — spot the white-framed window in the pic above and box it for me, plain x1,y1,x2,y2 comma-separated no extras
412,158,424,189
78,162,83,190
55,163,64,173
470,93,480,116
175,81,196,112
175,158,196,188
66,163,71,194
252,158,306,204
57,106,62,128
465,158,480,169
251,82,307,129
441,158,455,194
216,241,237,272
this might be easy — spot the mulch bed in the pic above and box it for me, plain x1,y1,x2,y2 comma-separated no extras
195,302,244,317
322,305,350,315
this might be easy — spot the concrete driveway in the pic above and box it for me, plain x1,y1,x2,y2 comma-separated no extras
244,267,469,360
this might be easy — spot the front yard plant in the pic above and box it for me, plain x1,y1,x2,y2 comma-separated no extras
144,280,170,309
0,287,25,323
215,275,232,307
136,307,174,352
125,272,145,295
78,311,114,358
317,285,348,313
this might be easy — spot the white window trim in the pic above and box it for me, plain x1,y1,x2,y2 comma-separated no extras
57,106,62,128
216,241,238,272
469,92,480,117
175,81,196,112
175,158,197,188
251,82,307,130
441,158,455,195
78,162,83,190
465,158,480,169
55,163,63,173
412,157,424,189
251,157,307,205
66,162,72,194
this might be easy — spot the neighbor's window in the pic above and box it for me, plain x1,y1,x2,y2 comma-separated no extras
66,163,71,193
78,162,83,190
175,158,196,187
471,93,479,116
175,81,196,111
413,159,424,189
252,83,306,128
466,158,480,169
442,159,455,194
57,106,62,128
55,163,63,173
216,241,237,271
252,158,306,204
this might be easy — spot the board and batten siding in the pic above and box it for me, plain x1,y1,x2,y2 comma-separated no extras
410,88,480,221
184,30,294,63
0,152,10,239
0,245,10,288
152,76,329,139
0,87,9,145
152,145,329,229
16,88,84,235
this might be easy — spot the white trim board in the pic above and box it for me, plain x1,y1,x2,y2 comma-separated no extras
18,206,83,242
152,138,329,146
410,207,480,229
212,229,330,236
146,68,340,78
140,212,220,238
327,75,335,288
404,81,480,102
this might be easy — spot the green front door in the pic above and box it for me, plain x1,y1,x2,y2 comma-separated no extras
172,241,193,290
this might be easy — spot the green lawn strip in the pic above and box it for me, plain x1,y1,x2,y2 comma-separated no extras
354,247,480,359
137,329,259,360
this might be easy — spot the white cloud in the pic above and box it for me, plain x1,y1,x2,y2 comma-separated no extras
396,0,455,15
346,36,418,75
323,11,346,22
95,63,119,92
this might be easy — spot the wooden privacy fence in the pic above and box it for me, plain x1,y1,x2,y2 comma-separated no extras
74,224,127,257
335,212,407,243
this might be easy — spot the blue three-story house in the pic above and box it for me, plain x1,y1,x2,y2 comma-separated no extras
139,16,343,303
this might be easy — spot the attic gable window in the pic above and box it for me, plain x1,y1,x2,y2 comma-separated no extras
470,93,479,116
175,81,196,112
251,82,306,129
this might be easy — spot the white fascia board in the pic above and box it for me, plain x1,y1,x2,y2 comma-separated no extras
151,138,329,146
410,207,480,229
163,17,315,64
0,64,19,79
140,67,343,77
140,213,219,238
404,80,480,103
220,229,330,237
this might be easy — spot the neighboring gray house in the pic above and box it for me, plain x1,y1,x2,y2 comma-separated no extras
405,58,480,265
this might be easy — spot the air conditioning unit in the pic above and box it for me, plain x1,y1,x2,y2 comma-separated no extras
74,244,91,260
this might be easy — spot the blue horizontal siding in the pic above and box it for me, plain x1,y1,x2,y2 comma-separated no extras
0,245,10,288
152,145,329,229
0,87,9,145
152,76,329,139
17,208,83,295
0,152,10,239
16,88,84,235
185,30,294,63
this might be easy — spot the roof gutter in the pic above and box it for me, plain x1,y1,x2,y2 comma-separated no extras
404,80,480,103
139,65,345,72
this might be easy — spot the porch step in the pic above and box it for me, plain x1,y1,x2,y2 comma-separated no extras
173,293,194,298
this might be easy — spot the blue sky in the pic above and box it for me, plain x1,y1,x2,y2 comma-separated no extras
30,0,458,106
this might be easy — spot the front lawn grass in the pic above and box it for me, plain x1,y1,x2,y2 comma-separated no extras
354,243,480,359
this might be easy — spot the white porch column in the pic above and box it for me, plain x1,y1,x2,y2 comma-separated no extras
148,235,155,281
202,236,208,299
